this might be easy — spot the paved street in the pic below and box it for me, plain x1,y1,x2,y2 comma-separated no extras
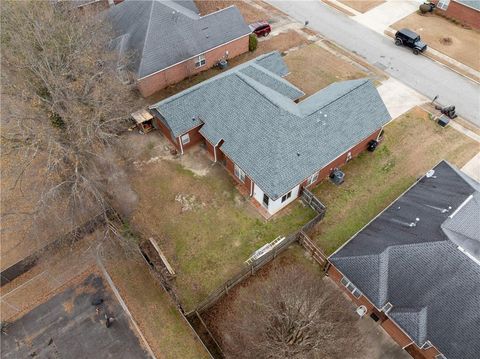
267,0,480,126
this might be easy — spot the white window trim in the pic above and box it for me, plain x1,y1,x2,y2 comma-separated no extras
181,133,190,145
195,54,206,68
346,151,352,162
435,354,447,359
340,276,362,298
382,302,393,314
307,172,319,186
281,191,292,203
234,164,245,183
437,0,450,10
421,341,433,350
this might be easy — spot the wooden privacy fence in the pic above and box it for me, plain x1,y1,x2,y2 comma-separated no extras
186,231,300,317
298,230,329,268
301,188,327,214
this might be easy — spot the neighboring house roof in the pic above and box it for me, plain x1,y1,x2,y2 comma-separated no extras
455,0,480,11
151,51,391,200
330,160,480,359
106,0,250,78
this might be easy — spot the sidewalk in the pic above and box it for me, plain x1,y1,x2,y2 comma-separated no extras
462,152,480,182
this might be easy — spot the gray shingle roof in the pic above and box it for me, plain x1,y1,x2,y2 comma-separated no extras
151,51,390,199
106,0,250,78
455,0,480,11
330,161,480,359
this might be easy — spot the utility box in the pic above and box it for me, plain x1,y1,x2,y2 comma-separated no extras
437,115,450,128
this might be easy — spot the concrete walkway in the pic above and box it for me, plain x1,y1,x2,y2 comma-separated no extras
377,77,428,120
353,0,421,34
462,152,480,182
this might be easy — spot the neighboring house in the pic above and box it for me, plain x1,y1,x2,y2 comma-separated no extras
433,0,480,29
328,160,480,359
106,0,251,97
149,52,391,216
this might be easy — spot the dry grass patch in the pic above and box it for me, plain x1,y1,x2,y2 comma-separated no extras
147,30,310,103
392,12,480,71
194,0,263,23
338,0,385,13
104,243,210,359
284,43,367,96
311,107,479,254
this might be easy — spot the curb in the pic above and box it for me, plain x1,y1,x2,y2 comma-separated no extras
384,28,480,85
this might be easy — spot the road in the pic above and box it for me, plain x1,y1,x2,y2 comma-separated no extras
268,0,480,126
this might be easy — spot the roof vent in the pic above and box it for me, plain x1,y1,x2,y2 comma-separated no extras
297,152,300,157
426,169,436,178
409,218,420,227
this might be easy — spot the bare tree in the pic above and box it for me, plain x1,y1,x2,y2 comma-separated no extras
216,266,365,359
1,1,141,243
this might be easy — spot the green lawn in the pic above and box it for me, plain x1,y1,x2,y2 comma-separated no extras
130,159,316,311
312,107,479,254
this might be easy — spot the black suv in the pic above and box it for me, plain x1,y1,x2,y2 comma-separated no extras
394,28,427,55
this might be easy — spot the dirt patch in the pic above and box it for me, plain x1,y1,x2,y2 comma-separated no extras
194,0,264,23
392,12,480,71
338,0,385,13
284,43,368,96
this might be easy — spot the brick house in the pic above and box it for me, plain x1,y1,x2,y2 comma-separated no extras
433,0,480,29
106,0,251,97
328,161,480,359
149,52,391,216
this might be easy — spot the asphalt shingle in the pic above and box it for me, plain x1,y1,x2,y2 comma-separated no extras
106,0,250,78
330,161,480,359
151,51,391,199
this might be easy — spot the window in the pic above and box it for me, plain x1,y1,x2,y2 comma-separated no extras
346,151,352,162
341,277,362,298
195,54,206,68
437,0,450,10
181,133,190,145
263,193,269,208
281,191,292,203
234,164,245,183
435,354,447,359
307,172,319,186
422,341,433,350
382,302,393,313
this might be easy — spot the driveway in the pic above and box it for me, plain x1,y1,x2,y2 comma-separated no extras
267,0,480,126
1,273,149,359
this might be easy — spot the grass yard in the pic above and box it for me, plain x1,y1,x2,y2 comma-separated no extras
128,145,316,311
338,0,385,13
104,243,210,359
392,12,480,71
146,30,310,104
284,43,367,96
312,107,479,254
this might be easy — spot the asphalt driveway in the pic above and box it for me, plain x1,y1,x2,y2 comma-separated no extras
1,273,149,359
267,0,480,126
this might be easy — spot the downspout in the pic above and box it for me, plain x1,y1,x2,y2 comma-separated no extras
376,127,383,141
178,136,184,155
250,180,254,197
213,145,217,162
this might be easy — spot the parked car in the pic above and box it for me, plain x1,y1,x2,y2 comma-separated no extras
394,28,427,55
249,20,271,37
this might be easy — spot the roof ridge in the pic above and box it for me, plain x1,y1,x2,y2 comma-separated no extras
137,0,156,75
306,79,369,116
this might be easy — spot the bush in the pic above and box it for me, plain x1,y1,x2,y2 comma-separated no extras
248,33,257,52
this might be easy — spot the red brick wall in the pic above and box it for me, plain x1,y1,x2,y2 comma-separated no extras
153,117,177,145
178,126,204,152
222,151,252,195
301,129,382,189
434,0,480,29
137,35,249,97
